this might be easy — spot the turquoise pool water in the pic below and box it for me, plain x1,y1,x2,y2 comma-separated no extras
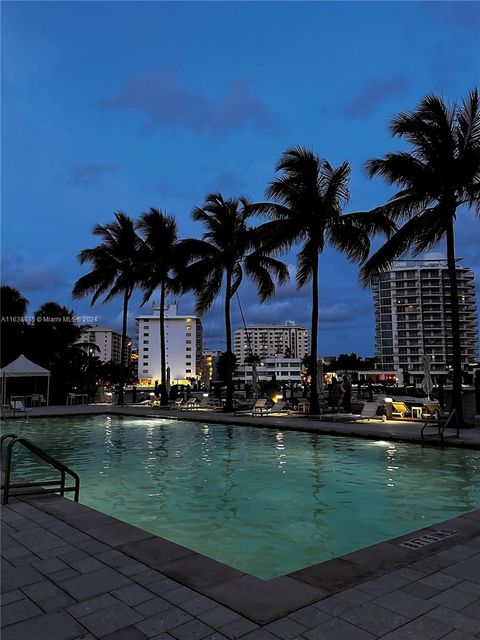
4,415,479,579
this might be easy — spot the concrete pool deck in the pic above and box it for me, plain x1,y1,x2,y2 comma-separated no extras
2,493,480,639
2,405,480,638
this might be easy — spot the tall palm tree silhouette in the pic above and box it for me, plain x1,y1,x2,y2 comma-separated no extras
73,212,141,405
254,147,394,414
137,208,186,406
178,193,289,412
361,90,480,425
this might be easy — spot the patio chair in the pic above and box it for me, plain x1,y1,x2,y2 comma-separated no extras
422,402,442,418
179,397,200,411
261,401,290,416
234,398,268,416
170,398,185,409
320,402,382,423
391,401,411,419
10,400,31,417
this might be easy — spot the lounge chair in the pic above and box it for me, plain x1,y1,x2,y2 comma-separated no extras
234,398,268,416
422,402,442,418
10,400,31,418
320,402,382,423
391,402,412,419
170,398,185,409
179,397,199,411
261,401,290,416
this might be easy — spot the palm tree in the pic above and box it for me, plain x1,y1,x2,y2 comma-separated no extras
360,90,480,426
254,147,395,415
178,193,289,412
72,212,141,404
137,208,184,406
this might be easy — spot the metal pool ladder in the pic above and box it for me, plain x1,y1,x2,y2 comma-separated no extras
421,408,459,447
0,433,80,505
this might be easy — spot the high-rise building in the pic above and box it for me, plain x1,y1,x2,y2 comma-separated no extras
135,303,203,385
234,321,310,364
373,258,478,378
78,327,131,364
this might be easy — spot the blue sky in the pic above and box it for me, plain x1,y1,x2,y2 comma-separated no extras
2,1,479,355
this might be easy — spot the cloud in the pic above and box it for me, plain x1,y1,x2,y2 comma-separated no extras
105,69,279,134
344,77,409,117
68,162,118,186
1,251,67,292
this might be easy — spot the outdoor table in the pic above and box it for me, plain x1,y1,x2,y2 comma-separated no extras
67,393,89,405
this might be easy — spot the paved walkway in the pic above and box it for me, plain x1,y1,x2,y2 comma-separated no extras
2,496,480,640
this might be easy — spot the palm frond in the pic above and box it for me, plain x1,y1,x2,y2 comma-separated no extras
359,216,428,286
327,219,371,264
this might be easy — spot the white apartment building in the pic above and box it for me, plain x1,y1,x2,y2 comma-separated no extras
233,355,304,384
135,303,203,385
374,258,478,378
78,327,131,364
234,321,310,364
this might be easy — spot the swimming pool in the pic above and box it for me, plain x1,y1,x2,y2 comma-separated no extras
4,415,480,579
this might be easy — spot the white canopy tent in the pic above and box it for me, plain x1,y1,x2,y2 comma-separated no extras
1,354,51,406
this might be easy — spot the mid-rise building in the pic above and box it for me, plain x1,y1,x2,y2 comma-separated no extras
234,321,310,364
78,327,131,364
233,355,304,384
373,258,478,379
135,303,203,385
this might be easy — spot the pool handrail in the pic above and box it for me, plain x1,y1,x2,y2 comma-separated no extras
0,433,80,505
420,408,459,447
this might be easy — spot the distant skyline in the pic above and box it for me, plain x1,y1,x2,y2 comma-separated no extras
2,1,479,355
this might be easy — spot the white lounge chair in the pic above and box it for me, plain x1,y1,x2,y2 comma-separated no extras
320,402,382,423
179,397,199,411
261,401,290,416
234,399,268,416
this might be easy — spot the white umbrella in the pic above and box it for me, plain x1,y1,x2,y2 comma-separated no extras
317,359,325,403
421,354,433,399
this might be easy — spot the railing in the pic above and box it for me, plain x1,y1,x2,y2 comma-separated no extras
0,433,80,505
421,409,459,447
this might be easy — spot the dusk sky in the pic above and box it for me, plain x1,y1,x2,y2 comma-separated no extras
2,1,479,356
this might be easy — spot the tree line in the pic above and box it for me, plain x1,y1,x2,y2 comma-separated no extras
22,91,480,421
0,289,137,403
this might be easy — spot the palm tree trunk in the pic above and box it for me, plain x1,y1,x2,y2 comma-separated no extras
117,289,130,405
159,281,168,406
310,253,320,415
224,271,234,412
446,219,464,427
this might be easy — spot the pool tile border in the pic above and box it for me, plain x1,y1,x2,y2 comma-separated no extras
20,492,480,624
